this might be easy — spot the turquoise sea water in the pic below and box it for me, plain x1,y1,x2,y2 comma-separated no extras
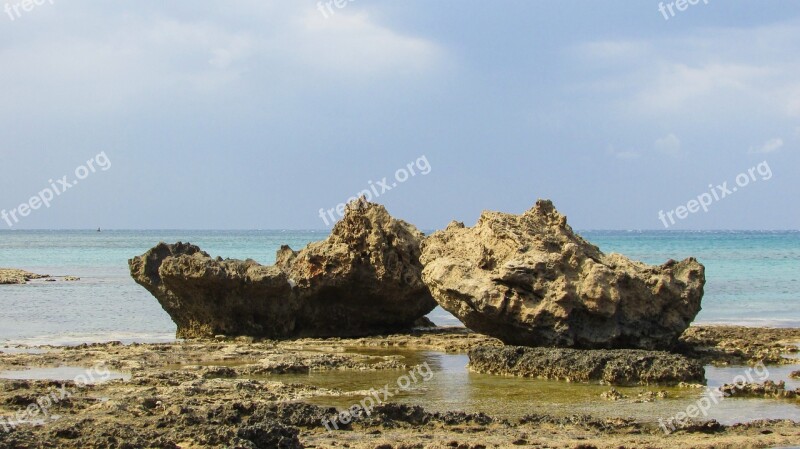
0,230,798,345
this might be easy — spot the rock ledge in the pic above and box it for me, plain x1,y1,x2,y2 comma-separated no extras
468,345,705,385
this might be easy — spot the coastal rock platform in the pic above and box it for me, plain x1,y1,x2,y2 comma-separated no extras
0,326,798,448
468,345,705,385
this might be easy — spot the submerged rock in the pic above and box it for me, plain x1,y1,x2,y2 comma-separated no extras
420,200,705,349
468,345,705,385
129,201,436,339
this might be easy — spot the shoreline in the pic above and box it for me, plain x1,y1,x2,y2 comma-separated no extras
1,326,799,448
3,321,800,349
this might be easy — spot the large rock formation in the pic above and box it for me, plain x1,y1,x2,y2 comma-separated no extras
420,200,705,350
129,201,436,339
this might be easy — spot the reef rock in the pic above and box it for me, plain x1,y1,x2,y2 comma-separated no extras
468,345,704,385
129,201,436,339
420,200,705,349
0,269,50,285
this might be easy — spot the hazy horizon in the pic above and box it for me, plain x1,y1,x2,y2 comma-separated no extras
1,227,798,232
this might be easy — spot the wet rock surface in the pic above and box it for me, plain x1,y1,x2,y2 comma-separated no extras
468,345,705,385
420,200,705,350
721,381,800,399
679,325,800,365
129,201,436,339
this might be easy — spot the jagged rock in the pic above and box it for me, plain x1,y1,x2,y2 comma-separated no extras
0,269,50,285
468,345,705,385
420,200,705,349
600,388,626,401
129,201,436,339
413,316,437,328
720,380,800,399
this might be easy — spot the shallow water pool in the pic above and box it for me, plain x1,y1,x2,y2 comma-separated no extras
258,348,800,426
0,366,130,384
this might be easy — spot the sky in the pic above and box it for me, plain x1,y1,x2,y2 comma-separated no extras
0,0,798,230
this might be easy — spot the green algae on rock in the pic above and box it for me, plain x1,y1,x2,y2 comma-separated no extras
468,344,705,385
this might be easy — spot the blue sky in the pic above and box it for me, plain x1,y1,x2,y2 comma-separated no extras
1,0,798,230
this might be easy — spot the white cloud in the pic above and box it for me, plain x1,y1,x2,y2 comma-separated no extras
572,21,800,120
654,133,682,157
0,3,446,119
749,138,784,154
294,10,443,76
635,63,770,113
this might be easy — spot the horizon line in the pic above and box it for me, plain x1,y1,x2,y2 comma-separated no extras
1,228,798,232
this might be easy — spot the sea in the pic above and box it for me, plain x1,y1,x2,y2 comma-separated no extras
0,230,798,346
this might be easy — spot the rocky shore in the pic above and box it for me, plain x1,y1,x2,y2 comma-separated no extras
0,326,799,448
4,201,798,447
679,325,800,365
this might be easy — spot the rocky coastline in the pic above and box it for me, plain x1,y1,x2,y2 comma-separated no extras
128,199,706,349
3,200,799,447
